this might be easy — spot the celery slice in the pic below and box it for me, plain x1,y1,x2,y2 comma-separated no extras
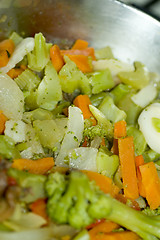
96,151,119,178
25,91,38,110
15,69,40,91
110,83,130,105
59,56,91,95
9,31,23,46
89,69,115,94
118,62,149,89
27,33,52,72
0,135,20,160
37,61,62,110
90,92,107,107
98,95,126,123
127,125,147,155
117,93,142,125
95,46,114,60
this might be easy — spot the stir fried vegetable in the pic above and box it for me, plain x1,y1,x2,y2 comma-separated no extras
0,32,160,240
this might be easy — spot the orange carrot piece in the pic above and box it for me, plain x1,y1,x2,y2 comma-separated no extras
73,94,97,126
0,111,7,134
111,139,119,155
96,231,140,240
0,39,15,56
0,50,9,67
139,162,160,209
7,68,24,79
67,54,93,73
100,138,106,146
72,39,89,49
50,44,64,72
11,157,54,175
82,170,120,197
89,221,119,240
135,155,146,197
114,120,127,139
118,136,139,200
60,47,96,60
30,198,48,221
86,219,106,230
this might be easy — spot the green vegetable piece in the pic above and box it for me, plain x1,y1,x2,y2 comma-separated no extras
33,119,66,149
73,229,90,240
89,69,115,94
52,100,70,116
117,93,142,125
143,149,160,163
37,61,62,110
27,32,52,72
118,62,149,89
25,91,38,110
96,151,119,178
98,95,126,123
127,125,147,155
9,31,23,46
0,135,20,160
59,56,91,95
23,108,53,124
46,170,160,240
110,83,130,105
15,69,40,91
90,92,107,107
7,168,47,203
95,46,114,60
152,117,160,132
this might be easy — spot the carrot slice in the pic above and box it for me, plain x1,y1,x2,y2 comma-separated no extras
0,39,15,56
118,136,139,200
30,198,48,221
114,120,127,139
50,44,64,72
72,39,89,49
139,162,160,209
0,50,9,67
7,68,24,79
135,155,146,197
111,139,119,155
0,111,7,134
61,47,96,60
67,54,92,73
89,221,119,240
82,170,120,197
73,94,97,126
11,157,54,175
97,231,140,240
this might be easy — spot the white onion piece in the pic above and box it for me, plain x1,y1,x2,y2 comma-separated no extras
0,228,53,240
138,103,160,153
68,147,98,172
0,37,35,73
92,59,134,77
56,106,84,166
131,83,157,108
5,120,26,143
0,73,24,120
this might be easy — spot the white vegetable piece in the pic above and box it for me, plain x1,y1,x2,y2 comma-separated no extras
0,37,35,73
56,106,84,166
138,103,160,153
92,59,134,77
68,147,98,172
131,83,157,108
0,73,24,120
5,120,26,143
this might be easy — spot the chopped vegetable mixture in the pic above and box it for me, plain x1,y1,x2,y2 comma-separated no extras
0,32,160,240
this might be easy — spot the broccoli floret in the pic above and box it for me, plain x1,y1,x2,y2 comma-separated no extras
45,171,160,240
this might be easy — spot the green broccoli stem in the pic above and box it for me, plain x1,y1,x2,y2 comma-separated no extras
103,196,160,240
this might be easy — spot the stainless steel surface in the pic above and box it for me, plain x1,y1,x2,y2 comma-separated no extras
0,0,160,73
